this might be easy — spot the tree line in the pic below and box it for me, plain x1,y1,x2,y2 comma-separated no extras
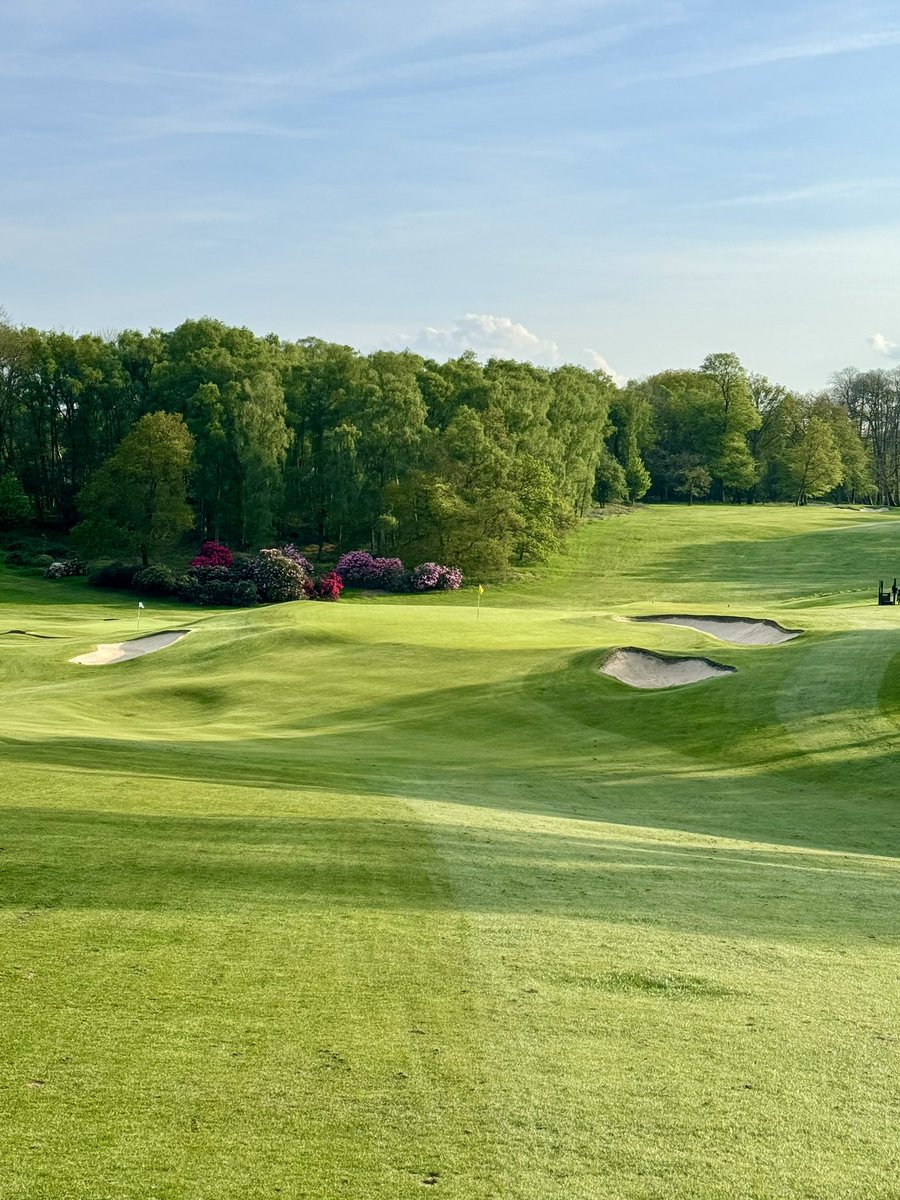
0,315,888,572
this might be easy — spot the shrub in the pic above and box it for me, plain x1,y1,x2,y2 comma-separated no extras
190,541,233,569
385,568,413,593
133,565,179,597
178,567,255,607
34,553,54,568
335,550,376,585
279,544,314,576
311,570,344,601
249,549,308,603
89,562,140,590
4,550,29,567
410,562,463,591
45,558,86,579
231,579,259,607
336,550,405,590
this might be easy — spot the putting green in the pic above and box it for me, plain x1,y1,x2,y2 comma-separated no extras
1,505,899,1199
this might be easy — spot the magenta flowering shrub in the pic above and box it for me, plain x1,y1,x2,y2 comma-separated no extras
249,548,308,603
191,541,233,569
410,562,463,591
336,550,405,589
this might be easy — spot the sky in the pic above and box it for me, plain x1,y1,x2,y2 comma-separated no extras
2,0,900,390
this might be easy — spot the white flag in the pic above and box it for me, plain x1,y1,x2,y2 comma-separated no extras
138,602,145,609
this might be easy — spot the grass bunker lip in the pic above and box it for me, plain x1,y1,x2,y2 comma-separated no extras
70,629,191,665
599,646,736,689
631,614,802,645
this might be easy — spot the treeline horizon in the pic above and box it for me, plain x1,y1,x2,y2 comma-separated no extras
0,314,893,572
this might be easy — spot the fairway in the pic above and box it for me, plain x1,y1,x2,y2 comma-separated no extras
2,505,899,1199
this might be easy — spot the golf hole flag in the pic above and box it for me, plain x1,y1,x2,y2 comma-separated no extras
138,602,145,609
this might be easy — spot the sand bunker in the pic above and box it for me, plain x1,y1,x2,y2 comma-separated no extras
600,647,735,690
71,630,190,665
632,615,801,645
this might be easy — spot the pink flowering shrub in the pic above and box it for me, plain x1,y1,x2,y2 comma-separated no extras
191,541,233,569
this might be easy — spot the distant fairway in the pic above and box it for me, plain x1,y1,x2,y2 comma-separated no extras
2,505,899,1199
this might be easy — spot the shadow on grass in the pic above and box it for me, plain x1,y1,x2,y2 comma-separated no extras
1,806,896,947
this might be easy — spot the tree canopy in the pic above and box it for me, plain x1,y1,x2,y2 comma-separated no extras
0,311,881,574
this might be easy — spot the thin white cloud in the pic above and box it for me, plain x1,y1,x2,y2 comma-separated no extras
628,26,900,83
868,332,900,359
697,179,900,209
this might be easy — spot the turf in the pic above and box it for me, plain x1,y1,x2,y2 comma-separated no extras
1,504,899,1199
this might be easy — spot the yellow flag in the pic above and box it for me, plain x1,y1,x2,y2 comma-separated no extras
478,584,484,595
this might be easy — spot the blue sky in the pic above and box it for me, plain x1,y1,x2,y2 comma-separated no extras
3,0,900,389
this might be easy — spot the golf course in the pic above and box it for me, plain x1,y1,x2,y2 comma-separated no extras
2,503,899,1199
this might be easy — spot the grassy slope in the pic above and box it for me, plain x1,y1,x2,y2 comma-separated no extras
1,504,899,1199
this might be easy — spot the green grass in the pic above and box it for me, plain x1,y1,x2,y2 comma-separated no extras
2,504,899,1199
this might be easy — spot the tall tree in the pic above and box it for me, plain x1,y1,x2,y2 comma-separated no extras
74,412,194,565
784,413,843,505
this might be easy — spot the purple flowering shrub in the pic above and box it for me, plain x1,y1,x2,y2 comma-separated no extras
190,541,233,569
335,550,406,590
410,562,463,591
336,549,462,591
335,550,376,585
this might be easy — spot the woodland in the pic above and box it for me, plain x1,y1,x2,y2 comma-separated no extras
0,315,890,572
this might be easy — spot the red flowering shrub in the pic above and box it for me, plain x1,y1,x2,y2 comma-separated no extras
191,541,233,569
311,570,343,601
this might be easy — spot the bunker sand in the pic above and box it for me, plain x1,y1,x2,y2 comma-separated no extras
600,647,735,690
71,630,191,665
632,615,801,645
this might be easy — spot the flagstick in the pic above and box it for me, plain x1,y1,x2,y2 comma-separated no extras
476,586,481,621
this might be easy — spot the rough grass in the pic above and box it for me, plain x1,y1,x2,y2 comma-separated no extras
1,504,899,1198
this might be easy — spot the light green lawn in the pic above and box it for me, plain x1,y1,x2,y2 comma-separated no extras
1,505,899,1199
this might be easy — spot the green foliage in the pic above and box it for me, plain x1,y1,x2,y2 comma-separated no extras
88,561,140,590
784,412,843,503
677,464,712,503
133,564,180,596
0,474,31,527
594,446,628,505
73,411,195,566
